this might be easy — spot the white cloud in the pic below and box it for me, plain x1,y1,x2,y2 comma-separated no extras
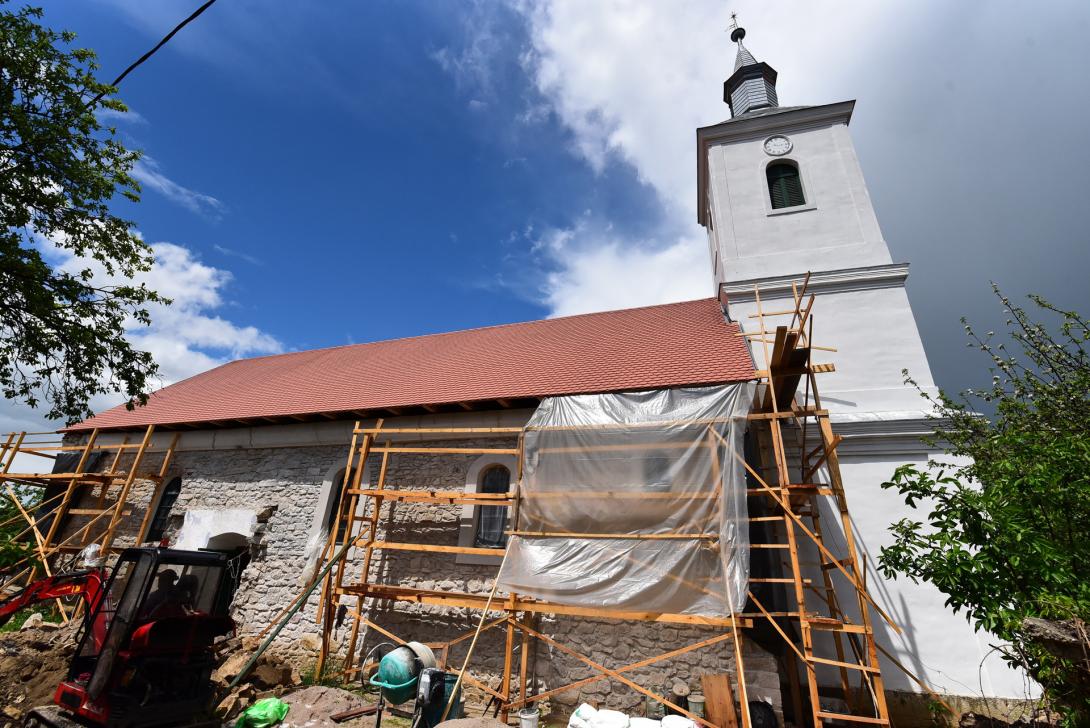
498,0,893,316
3,237,283,434
213,244,262,266
535,219,714,318
430,1,506,98
132,157,225,220
97,107,147,125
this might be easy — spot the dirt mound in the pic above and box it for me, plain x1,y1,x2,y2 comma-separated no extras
0,617,79,725
280,685,373,728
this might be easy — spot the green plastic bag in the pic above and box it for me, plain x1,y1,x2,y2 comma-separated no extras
235,697,290,728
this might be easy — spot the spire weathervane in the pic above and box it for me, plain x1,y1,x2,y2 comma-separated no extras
720,14,779,117
728,11,746,43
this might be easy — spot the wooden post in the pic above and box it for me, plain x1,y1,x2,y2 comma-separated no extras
501,594,516,721
135,433,179,544
36,429,98,582
99,425,154,553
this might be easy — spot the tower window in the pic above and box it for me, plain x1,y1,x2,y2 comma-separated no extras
767,162,805,209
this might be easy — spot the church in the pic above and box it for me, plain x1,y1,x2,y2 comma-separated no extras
32,21,1031,728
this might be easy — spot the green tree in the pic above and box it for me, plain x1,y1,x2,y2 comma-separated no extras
879,287,1090,723
1,3,163,424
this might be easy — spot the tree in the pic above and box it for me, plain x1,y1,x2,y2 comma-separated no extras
879,287,1090,723
1,3,163,424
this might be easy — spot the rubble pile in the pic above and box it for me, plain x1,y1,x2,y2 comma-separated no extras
0,616,78,724
211,636,305,721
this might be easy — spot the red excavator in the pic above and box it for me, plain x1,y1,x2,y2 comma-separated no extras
0,547,235,727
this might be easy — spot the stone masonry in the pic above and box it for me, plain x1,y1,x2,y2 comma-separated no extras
59,429,782,714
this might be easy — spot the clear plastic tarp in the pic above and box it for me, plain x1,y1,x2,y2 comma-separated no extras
497,383,754,617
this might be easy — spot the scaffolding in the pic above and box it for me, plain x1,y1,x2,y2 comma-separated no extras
0,425,178,618
309,278,920,728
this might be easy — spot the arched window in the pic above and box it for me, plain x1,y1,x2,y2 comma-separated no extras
326,468,357,544
766,162,805,209
474,465,510,548
147,477,181,542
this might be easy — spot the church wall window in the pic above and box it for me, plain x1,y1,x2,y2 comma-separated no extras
766,161,805,209
474,465,510,548
146,477,182,542
457,453,517,565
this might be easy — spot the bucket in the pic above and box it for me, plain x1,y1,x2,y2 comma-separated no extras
688,694,705,718
421,672,464,727
519,707,540,728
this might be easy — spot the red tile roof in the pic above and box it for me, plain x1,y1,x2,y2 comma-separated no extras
68,298,755,431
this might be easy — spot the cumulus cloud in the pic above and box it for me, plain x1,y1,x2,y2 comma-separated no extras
535,219,714,318
2,236,283,434
97,106,147,125
132,157,225,220
489,1,891,316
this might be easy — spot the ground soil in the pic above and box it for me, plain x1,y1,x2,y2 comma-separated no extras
0,618,80,727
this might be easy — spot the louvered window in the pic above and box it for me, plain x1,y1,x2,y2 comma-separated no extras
767,162,805,209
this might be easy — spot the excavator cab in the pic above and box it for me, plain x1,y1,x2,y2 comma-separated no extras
47,548,235,727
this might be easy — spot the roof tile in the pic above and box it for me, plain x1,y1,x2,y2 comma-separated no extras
68,298,754,430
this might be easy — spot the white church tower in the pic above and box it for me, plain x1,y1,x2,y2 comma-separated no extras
696,22,1030,705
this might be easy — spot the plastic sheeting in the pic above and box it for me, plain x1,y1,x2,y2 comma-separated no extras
497,383,754,617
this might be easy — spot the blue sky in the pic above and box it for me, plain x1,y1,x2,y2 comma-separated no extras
6,0,1089,431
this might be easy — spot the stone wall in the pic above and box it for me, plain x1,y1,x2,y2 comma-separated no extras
59,435,782,714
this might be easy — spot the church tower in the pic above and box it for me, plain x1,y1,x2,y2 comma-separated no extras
696,21,1031,702
697,21,939,425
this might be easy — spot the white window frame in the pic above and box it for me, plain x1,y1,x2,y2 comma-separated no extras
456,453,517,566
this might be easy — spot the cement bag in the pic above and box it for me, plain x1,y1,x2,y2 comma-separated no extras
590,709,629,728
568,703,598,728
630,718,660,728
235,697,290,728
660,716,694,728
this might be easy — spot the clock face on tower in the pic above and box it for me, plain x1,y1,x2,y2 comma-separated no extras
763,135,792,156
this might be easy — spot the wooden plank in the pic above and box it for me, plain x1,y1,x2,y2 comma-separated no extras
509,620,715,728
347,488,513,505
356,540,506,557
815,712,888,725
808,655,880,673
701,673,738,728
68,508,132,516
507,531,717,541
508,631,734,711
354,426,524,435
99,425,155,553
347,583,749,628
370,446,519,455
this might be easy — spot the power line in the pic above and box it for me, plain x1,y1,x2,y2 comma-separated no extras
86,0,220,109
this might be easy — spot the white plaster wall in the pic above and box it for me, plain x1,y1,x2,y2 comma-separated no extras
833,453,1035,700
706,118,890,283
728,285,939,420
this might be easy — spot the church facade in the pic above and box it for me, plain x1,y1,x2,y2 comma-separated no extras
700,25,1028,703
51,23,1034,726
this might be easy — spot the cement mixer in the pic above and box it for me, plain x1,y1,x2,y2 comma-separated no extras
368,642,462,728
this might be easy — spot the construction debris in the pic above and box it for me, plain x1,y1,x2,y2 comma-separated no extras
212,637,303,721
0,617,77,726
280,686,375,728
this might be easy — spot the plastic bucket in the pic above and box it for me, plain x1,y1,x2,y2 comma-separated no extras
422,672,464,727
688,694,705,718
519,707,540,728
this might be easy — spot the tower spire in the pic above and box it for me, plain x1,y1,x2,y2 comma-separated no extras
722,16,778,117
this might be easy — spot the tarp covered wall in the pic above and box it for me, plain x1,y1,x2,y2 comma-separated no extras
497,383,753,617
